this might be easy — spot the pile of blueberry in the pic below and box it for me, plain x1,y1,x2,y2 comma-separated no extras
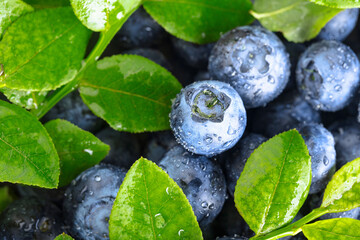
2,7,360,240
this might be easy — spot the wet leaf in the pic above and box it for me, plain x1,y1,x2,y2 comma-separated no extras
45,119,109,187
70,0,142,31
0,186,14,213
143,0,253,44
0,0,33,38
0,7,92,91
109,157,202,239
234,129,311,235
309,0,360,9
54,233,74,240
252,0,341,42
302,218,360,240
321,158,360,213
0,100,60,188
1,88,48,110
79,55,182,133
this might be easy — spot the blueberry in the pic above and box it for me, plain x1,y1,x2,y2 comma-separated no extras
224,133,267,196
115,7,166,50
329,119,360,169
317,9,359,42
16,184,65,206
159,146,227,227
0,197,64,239
251,91,321,137
298,123,336,194
95,127,140,169
170,80,247,156
122,48,172,71
171,37,214,69
63,164,127,240
43,91,104,132
208,26,290,108
143,131,178,163
296,40,360,112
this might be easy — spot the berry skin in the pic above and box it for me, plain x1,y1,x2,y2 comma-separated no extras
115,7,166,50
96,127,140,169
143,131,178,163
159,146,227,227
208,26,290,108
43,91,104,132
224,133,267,196
296,40,360,112
0,197,64,239
171,37,214,69
251,91,321,137
317,9,359,42
123,48,172,71
63,164,127,240
298,123,336,194
329,119,360,169
170,80,247,156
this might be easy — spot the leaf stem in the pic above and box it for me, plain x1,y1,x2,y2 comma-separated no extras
251,208,327,240
32,8,138,119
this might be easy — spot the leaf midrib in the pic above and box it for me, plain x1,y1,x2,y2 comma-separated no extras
258,131,296,234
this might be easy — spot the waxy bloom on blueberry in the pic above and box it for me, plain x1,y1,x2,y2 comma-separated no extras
170,80,246,156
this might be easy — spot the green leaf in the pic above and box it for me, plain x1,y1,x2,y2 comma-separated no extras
251,0,342,42
0,100,60,188
109,157,202,240
54,233,74,240
0,0,33,38
79,55,182,133
302,218,360,240
234,129,311,235
309,0,360,9
44,119,110,187
22,0,70,9
143,0,253,44
0,186,14,213
320,158,360,213
70,0,142,32
1,88,48,110
0,7,92,91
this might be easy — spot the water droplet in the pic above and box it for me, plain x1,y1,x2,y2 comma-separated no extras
267,75,275,84
155,213,165,229
201,201,208,208
227,126,236,135
323,156,329,166
178,229,184,236
334,85,342,92
94,175,101,182
205,136,213,144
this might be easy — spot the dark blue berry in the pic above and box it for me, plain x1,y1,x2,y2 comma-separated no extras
159,146,227,227
296,40,360,112
43,91,104,132
143,131,177,163
224,133,267,196
63,164,127,240
208,26,290,108
96,127,140,169
317,9,359,42
0,197,64,239
170,80,247,156
298,123,336,194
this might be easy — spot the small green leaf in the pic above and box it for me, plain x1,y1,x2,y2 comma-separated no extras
302,218,360,240
54,233,74,240
0,100,60,188
0,186,14,213
0,7,92,91
0,0,33,38
1,88,48,110
143,0,253,44
309,0,360,9
79,55,182,133
70,0,142,31
109,157,202,239
234,129,311,235
251,0,341,42
321,158,360,213
22,0,70,9
44,119,110,187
